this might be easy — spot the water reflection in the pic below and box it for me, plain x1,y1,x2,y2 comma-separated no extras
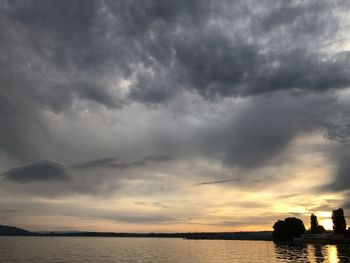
309,244,325,263
3,237,350,262
274,242,350,262
274,243,309,262
335,244,350,262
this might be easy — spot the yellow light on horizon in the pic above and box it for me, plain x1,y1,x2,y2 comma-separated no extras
318,211,332,218
320,218,333,230
317,211,333,230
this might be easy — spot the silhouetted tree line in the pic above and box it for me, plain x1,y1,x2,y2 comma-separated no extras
273,208,348,241
272,217,305,240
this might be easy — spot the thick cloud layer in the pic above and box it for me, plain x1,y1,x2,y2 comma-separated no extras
1,0,349,160
1,0,350,230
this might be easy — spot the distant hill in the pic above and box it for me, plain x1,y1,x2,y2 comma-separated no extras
0,225,33,236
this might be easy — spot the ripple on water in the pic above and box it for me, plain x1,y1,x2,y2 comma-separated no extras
1,237,350,263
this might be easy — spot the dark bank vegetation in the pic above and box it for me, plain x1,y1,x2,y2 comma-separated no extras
272,217,306,241
272,208,348,241
0,224,273,240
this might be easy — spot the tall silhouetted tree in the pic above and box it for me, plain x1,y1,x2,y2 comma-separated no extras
310,214,325,234
272,217,306,240
332,208,346,234
311,214,318,233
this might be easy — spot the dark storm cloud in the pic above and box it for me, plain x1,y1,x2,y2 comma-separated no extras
123,0,350,102
0,0,349,162
1,0,347,102
0,0,350,200
2,160,70,183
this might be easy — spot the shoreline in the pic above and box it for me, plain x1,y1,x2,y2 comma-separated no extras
0,225,272,240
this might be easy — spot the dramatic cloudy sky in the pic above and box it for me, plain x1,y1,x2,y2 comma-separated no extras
1,0,350,232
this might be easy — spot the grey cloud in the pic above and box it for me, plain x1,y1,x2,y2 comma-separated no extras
1,0,350,210
325,119,350,146
322,149,350,193
192,178,239,186
130,0,350,100
71,157,119,169
317,100,350,204
134,201,169,209
165,0,349,99
140,155,173,163
66,207,180,224
100,214,177,224
0,155,174,197
307,205,336,212
72,155,172,170
0,200,179,225
78,160,144,170
0,169,117,198
0,209,18,220
0,0,121,161
317,147,350,214
70,81,122,109
313,98,350,203
0,92,338,199
198,213,305,227
231,201,269,209
0,0,349,162
195,92,335,168
3,160,70,183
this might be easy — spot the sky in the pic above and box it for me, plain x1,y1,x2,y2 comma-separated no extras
1,0,350,232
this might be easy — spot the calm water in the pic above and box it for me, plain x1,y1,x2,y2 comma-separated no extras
1,237,350,262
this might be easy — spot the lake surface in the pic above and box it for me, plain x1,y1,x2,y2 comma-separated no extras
1,237,350,262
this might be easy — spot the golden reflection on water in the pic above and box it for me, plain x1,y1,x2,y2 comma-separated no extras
275,242,350,262
3,237,350,262
307,244,350,263
326,245,338,263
